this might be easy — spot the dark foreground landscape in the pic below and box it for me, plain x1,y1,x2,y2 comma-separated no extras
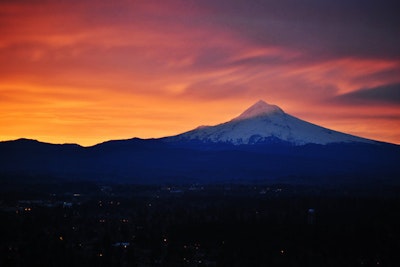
1,102,400,266
1,181,400,267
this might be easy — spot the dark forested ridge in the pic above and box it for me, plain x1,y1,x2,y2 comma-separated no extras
0,138,399,185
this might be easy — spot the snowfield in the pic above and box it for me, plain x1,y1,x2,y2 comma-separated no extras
173,100,373,145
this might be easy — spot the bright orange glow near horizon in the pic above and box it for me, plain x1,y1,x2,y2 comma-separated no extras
1,0,400,146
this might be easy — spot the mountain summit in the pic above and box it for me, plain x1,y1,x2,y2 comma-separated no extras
234,100,284,120
171,100,373,145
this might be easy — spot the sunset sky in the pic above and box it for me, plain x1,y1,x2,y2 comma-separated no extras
1,0,399,146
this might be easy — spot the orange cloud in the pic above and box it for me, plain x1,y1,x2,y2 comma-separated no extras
0,0,399,145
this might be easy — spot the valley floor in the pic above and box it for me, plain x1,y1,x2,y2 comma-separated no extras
1,182,400,266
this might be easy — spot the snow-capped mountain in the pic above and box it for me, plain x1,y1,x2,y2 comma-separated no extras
1,101,399,184
171,100,374,145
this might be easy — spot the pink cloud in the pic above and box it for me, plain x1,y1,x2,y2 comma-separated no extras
0,0,399,145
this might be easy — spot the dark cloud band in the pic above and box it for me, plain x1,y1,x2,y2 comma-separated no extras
335,83,400,105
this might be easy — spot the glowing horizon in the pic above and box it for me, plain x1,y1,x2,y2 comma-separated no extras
1,0,399,146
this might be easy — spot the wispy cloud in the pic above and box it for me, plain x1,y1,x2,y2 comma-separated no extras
0,0,399,144
334,83,400,105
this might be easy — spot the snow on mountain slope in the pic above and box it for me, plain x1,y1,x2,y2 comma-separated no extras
234,100,284,120
171,100,374,145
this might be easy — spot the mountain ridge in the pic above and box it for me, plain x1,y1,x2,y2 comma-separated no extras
0,100,392,147
1,100,399,185
169,100,375,146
